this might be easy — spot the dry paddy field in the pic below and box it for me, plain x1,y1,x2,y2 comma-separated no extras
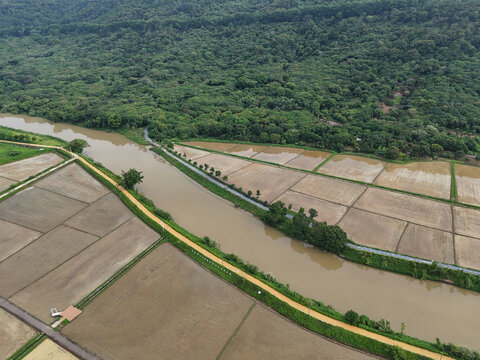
0,152,63,181
354,188,452,231
225,143,268,157
0,176,14,192
292,175,366,206
173,144,210,160
0,308,36,359
455,164,480,206
455,235,480,270
396,224,454,263
63,243,377,360
252,146,305,165
374,161,451,199
0,163,159,322
195,153,251,176
184,141,238,152
284,150,330,171
274,190,347,225
338,209,407,251
317,155,385,183
228,163,306,203
23,339,78,360
453,206,480,239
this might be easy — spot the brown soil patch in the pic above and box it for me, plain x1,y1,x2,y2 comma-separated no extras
23,339,78,360
0,187,87,232
453,206,480,239
374,161,451,199
0,308,37,359
65,193,134,236
292,175,366,206
0,152,63,181
11,217,158,322
317,155,385,183
354,188,452,231
455,235,480,270
0,225,98,298
274,190,347,225
338,209,407,251
397,224,454,263
226,144,268,157
252,146,305,165
284,150,330,171
228,163,306,203
62,243,253,360
183,141,237,152
455,164,480,206
220,305,377,360
35,163,109,203
195,153,251,176
0,176,14,192
173,145,210,160
0,220,41,262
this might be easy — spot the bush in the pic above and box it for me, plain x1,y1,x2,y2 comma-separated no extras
345,310,360,325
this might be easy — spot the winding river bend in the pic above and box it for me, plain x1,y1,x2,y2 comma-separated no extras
1,114,479,350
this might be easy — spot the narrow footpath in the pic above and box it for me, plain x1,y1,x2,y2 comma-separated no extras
0,140,454,360
0,297,100,360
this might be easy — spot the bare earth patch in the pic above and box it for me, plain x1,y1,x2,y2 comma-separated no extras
453,206,480,239
173,145,210,160
10,217,159,323
374,161,451,199
0,220,41,262
292,174,366,206
252,146,305,165
0,187,87,232
0,225,98,298
338,209,407,251
455,164,480,206
0,308,36,359
397,224,454,263
35,163,109,203
220,305,377,360
0,152,63,181
23,339,78,360
274,190,347,225
317,155,385,183
62,243,253,360
228,163,306,203
225,144,268,157
183,141,238,152
194,153,251,176
354,188,452,231
284,150,330,171
65,193,134,237
455,235,480,270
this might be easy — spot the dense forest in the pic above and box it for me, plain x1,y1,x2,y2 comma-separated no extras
0,0,479,158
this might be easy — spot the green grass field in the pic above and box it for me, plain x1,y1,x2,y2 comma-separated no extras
0,143,48,166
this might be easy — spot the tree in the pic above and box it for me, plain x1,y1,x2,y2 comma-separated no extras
431,143,443,158
345,310,360,325
308,208,318,220
68,139,89,153
256,189,261,198
121,168,144,190
222,175,228,181
386,145,400,160
215,170,221,177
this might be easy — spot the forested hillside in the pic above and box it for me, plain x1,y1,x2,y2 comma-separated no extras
0,0,479,157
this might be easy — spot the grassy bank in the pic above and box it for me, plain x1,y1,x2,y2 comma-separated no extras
0,125,66,147
0,142,51,166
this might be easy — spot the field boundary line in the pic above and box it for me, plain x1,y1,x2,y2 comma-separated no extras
2,140,457,360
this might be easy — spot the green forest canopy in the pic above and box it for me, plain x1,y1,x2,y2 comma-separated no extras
0,0,479,158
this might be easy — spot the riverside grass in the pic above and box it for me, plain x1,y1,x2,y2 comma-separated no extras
75,154,441,360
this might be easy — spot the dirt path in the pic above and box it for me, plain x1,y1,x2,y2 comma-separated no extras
0,140,453,360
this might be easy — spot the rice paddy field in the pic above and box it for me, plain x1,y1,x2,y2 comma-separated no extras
176,142,480,267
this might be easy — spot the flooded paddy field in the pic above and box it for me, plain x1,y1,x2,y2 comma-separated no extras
173,144,210,160
317,154,385,183
455,235,480,270
184,141,238,152
193,153,251,176
0,308,36,359
455,163,480,206
252,146,305,164
225,143,268,157
284,150,330,171
374,161,451,199
453,206,480,239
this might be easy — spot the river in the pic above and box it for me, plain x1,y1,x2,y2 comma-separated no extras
1,114,479,350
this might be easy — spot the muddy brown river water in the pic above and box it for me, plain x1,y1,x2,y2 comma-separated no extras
1,114,479,349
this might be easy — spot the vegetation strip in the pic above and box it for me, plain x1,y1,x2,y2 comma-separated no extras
165,146,480,277
179,142,480,211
